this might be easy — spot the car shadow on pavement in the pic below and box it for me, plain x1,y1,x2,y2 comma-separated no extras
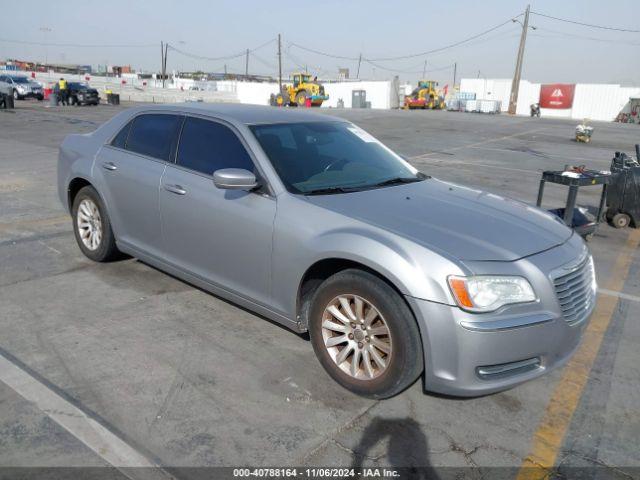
350,417,439,479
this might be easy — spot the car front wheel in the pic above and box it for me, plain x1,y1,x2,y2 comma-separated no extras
309,269,424,398
72,186,120,262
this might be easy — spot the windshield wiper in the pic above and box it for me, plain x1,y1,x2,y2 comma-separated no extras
373,173,429,188
303,186,362,195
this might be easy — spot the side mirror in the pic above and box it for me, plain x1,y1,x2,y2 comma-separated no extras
213,168,258,191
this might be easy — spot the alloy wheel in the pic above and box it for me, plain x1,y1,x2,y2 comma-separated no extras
76,198,103,251
321,294,392,380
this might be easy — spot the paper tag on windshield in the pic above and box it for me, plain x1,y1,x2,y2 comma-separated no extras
347,126,379,143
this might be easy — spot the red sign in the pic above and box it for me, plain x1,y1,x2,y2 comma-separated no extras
539,84,575,109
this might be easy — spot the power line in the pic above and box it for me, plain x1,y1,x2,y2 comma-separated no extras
531,11,640,33
532,27,640,45
368,16,521,60
168,38,276,62
363,58,455,75
288,42,359,61
168,44,245,61
287,15,520,63
0,37,156,48
250,52,277,72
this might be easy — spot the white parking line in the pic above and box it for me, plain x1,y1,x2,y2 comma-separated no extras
0,352,175,479
598,288,640,304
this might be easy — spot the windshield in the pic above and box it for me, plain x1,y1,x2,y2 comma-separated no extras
12,77,30,84
250,122,423,194
68,82,88,89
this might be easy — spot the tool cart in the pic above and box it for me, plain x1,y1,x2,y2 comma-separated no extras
536,167,611,239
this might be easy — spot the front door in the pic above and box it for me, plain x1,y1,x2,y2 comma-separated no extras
159,116,276,307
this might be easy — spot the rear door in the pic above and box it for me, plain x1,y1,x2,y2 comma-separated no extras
94,112,183,258
159,115,276,306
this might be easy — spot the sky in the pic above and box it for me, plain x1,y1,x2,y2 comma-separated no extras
1,0,639,86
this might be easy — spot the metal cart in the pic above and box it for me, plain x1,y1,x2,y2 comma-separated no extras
536,169,611,238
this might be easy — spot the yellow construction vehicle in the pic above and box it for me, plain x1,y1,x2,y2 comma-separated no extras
403,80,445,110
272,72,328,107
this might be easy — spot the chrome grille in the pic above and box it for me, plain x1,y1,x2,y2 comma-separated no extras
553,256,596,325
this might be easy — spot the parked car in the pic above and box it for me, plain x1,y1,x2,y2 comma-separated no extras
0,75,44,100
67,82,100,106
57,105,596,398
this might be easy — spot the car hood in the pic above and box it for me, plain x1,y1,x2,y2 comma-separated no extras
303,178,573,262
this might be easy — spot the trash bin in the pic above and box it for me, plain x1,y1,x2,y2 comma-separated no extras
5,93,14,109
107,93,120,105
606,147,640,228
49,92,58,106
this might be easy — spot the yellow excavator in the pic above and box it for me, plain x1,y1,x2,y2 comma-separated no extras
404,80,445,110
272,72,328,107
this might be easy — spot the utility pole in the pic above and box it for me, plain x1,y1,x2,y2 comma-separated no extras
245,48,249,78
477,70,480,79
422,60,427,78
160,41,164,88
162,43,168,88
356,53,362,79
224,64,227,77
509,4,530,114
452,62,457,89
277,34,282,93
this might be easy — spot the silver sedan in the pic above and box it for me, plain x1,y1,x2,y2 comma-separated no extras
57,104,596,398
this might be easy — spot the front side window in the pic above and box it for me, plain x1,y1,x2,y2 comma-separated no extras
250,122,423,194
176,117,254,176
126,114,183,161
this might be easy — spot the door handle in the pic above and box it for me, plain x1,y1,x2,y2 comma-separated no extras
102,162,117,171
164,184,187,195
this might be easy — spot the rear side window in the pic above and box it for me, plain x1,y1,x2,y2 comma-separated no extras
111,120,132,149
176,117,254,175
126,114,183,161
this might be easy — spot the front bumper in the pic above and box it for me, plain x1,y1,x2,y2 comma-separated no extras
17,90,43,98
407,234,595,396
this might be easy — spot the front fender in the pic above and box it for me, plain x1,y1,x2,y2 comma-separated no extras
271,197,463,321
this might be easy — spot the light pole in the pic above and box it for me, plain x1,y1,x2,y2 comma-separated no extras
39,27,51,75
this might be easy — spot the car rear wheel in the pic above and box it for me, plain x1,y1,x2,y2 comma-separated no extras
72,186,120,262
309,269,423,398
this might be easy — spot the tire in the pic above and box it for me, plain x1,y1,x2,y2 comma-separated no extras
295,90,307,107
71,186,120,262
612,213,631,229
309,269,423,399
13,90,20,100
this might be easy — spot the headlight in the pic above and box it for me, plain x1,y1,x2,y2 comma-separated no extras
448,275,537,312
16,85,26,92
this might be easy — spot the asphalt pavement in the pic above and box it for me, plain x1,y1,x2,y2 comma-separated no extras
0,102,638,479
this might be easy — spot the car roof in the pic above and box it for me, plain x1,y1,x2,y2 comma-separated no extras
131,103,348,126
